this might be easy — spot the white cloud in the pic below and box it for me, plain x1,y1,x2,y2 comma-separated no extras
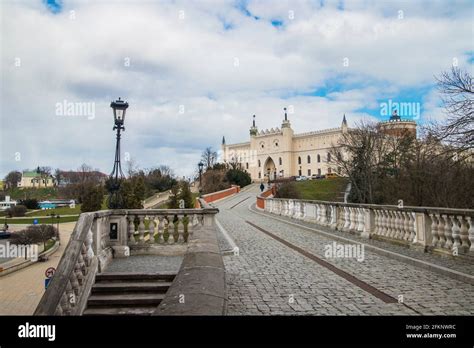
0,0,472,178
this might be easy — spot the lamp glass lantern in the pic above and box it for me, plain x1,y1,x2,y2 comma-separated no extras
198,161,204,173
110,97,129,126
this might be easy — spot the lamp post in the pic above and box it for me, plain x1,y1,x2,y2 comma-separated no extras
198,161,204,196
107,97,129,209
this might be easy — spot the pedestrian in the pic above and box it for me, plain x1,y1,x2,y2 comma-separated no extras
260,183,264,192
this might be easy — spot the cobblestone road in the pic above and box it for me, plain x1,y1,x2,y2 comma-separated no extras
214,186,474,315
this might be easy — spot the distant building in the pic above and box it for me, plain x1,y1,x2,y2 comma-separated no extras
0,196,17,211
222,109,417,181
17,170,54,188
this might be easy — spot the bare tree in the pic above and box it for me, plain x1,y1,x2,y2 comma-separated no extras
201,147,217,170
125,157,139,178
427,67,474,149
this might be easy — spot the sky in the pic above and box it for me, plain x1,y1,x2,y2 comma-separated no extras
1,0,473,179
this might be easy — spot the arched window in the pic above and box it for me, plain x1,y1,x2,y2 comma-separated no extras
317,154,321,163
279,157,282,165
307,155,311,164
298,156,301,165
327,153,331,162
258,160,261,167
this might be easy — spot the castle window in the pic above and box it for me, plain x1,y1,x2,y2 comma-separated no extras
307,155,311,164
258,172,261,178
298,156,301,165
318,168,321,175
317,154,321,163
279,157,282,165
328,167,332,174
258,160,261,167
307,169,311,176
246,163,249,169
327,153,331,162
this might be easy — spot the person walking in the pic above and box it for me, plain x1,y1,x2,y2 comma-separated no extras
260,183,265,192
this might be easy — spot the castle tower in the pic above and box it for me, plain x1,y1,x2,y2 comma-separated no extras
378,109,417,138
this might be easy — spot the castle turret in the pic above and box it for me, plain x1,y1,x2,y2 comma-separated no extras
341,114,348,133
282,107,291,129
250,115,258,136
378,109,417,138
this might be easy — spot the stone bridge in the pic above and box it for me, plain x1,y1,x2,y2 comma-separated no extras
35,184,474,316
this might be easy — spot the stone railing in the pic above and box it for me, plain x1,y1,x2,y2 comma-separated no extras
34,205,219,316
263,198,474,255
200,185,240,204
154,199,227,315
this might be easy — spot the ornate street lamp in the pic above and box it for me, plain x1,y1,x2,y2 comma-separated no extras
198,161,204,196
107,97,129,209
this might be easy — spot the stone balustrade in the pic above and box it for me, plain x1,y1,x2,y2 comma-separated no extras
263,198,474,255
35,205,219,316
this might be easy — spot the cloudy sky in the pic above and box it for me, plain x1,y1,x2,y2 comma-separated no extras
1,0,473,178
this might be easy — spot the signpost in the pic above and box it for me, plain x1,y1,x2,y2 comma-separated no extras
44,267,56,289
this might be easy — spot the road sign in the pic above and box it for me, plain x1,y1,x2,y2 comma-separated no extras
45,267,56,278
33,219,38,225
45,278,51,289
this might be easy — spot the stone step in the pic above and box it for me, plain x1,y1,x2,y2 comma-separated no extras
87,293,166,306
91,281,172,294
83,305,158,316
95,272,176,283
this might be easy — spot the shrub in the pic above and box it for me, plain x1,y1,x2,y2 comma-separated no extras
275,182,301,199
19,198,39,209
81,184,104,212
6,205,27,217
225,169,252,188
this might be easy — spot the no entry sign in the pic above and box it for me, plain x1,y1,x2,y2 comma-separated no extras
45,267,56,278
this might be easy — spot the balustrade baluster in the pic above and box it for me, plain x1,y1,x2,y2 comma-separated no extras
128,215,136,245
458,216,469,253
167,216,175,244
466,216,474,253
450,215,461,251
156,217,164,244
429,213,439,247
138,216,145,244
148,216,155,244
177,215,185,243
443,214,453,250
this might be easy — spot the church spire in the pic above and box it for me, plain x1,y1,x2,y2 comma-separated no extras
284,107,288,121
342,113,347,125
222,136,226,145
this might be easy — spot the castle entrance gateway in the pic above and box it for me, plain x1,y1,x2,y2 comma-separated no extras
264,157,276,181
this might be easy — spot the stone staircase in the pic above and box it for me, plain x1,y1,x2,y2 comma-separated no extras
83,272,176,316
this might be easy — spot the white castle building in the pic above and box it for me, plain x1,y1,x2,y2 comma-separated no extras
221,109,349,181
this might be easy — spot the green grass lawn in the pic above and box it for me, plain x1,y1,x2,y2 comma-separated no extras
3,215,79,225
293,178,349,202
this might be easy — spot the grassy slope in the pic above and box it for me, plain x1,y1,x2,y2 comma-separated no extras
4,187,59,200
294,178,349,202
